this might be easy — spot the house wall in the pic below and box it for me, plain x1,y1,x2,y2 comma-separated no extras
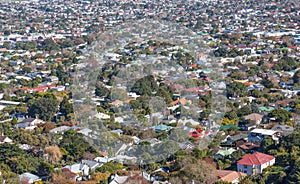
237,164,253,175
260,158,275,172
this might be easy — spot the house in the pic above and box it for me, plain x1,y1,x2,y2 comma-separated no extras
178,142,195,150
271,124,294,136
15,118,45,130
0,135,13,144
109,174,128,184
95,112,110,120
109,173,150,184
77,128,92,136
19,172,41,184
248,128,281,143
222,134,248,146
243,113,263,125
49,126,71,134
237,152,275,175
110,129,123,136
60,168,79,181
239,120,257,131
62,163,89,181
238,142,260,153
152,124,172,133
214,148,237,160
217,170,247,184
82,160,102,172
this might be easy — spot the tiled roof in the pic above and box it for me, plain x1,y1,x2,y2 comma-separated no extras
217,170,246,183
237,152,275,166
170,98,189,106
244,113,263,121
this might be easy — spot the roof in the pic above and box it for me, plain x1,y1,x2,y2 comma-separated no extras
170,98,189,106
250,128,277,136
229,134,248,141
61,168,77,179
219,124,239,130
258,106,274,112
272,124,294,133
0,136,12,143
49,126,71,133
82,160,100,169
63,163,88,173
216,148,236,157
244,113,263,121
21,118,36,123
19,172,40,182
239,142,260,150
237,152,275,166
152,124,172,132
217,170,246,183
110,174,128,184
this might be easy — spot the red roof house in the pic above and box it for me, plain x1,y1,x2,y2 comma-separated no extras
237,152,275,175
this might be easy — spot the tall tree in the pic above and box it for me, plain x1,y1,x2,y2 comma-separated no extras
28,96,59,121
44,146,63,165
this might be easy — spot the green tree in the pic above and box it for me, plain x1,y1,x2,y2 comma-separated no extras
269,108,292,123
286,158,300,183
28,96,59,121
95,82,109,97
293,70,300,86
237,106,252,117
131,75,158,96
59,130,96,162
224,111,238,120
260,137,275,153
95,162,124,173
42,38,60,52
60,96,74,117
261,77,274,88
227,82,248,98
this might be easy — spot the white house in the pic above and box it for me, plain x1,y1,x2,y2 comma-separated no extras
15,118,45,130
19,173,41,184
0,135,13,144
237,152,275,175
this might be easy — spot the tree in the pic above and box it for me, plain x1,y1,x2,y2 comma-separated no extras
90,172,110,183
44,146,63,165
37,161,54,176
227,82,248,98
260,137,275,153
95,162,124,173
131,75,158,96
59,130,96,161
224,111,238,120
60,96,74,119
0,143,40,174
95,82,109,97
42,38,60,52
294,104,300,114
294,70,300,86
177,159,218,184
269,108,292,123
28,96,59,121
286,158,300,183
51,172,76,184
261,77,274,88
156,86,173,104
237,106,251,117
222,118,235,125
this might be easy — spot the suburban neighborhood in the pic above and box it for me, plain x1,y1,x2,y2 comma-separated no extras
0,0,299,184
